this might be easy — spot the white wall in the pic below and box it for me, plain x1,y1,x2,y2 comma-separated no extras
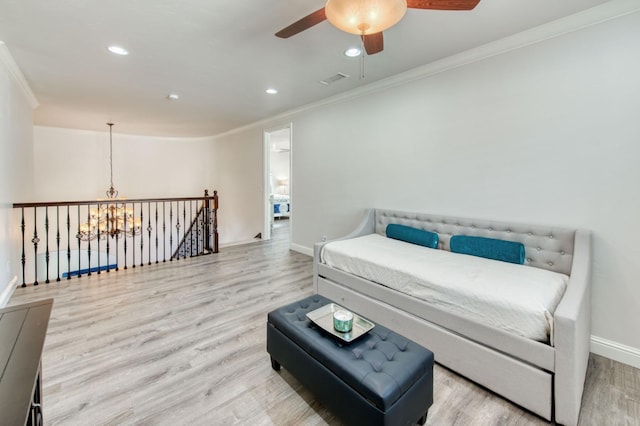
211,9,640,363
0,43,35,306
33,126,216,202
211,128,264,243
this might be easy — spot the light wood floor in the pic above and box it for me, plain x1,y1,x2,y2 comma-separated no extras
8,221,640,425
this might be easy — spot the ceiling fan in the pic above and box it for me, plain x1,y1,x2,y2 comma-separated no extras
276,0,481,55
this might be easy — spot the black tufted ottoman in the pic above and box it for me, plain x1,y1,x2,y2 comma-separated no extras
267,295,433,425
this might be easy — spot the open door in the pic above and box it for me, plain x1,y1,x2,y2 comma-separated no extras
263,125,291,241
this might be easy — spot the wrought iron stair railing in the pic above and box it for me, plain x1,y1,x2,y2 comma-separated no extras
13,190,218,287
172,204,209,260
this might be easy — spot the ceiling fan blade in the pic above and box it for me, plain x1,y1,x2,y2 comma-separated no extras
275,8,327,38
406,0,481,10
362,32,384,55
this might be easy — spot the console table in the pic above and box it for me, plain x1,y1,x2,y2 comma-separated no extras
0,299,53,425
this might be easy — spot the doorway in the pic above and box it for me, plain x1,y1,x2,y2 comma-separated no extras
263,125,291,241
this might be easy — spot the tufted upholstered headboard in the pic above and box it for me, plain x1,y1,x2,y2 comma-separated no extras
374,209,576,275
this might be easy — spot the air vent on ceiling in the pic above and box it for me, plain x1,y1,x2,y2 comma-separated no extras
319,72,350,85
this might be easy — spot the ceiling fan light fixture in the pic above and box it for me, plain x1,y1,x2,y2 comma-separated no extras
325,0,407,35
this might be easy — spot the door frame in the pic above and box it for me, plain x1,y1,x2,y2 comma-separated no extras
263,123,292,241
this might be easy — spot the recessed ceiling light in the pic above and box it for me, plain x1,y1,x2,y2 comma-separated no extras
344,47,362,57
266,88,278,95
107,45,128,56
167,93,180,100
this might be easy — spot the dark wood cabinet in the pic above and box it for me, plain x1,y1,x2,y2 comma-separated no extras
0,299,53,426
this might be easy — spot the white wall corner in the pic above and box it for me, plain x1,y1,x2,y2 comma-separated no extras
591,335,640,370
0,276,18,308
0,41,39,109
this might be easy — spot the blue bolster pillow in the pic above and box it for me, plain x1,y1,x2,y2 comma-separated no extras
386,224,439,249
450,235,525,264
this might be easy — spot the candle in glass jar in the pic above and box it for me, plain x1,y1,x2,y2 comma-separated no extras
333,309,353,332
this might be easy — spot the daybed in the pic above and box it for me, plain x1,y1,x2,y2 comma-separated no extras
313,209,591,425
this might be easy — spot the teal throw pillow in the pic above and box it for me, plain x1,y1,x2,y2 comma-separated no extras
386,224,439,249
450,235,525,264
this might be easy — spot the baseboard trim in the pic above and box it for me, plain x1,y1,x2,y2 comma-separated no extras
0,276,18,308
591,336,640,369
290,243,312,257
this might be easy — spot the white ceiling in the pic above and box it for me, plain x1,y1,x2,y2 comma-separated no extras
0,0,610,137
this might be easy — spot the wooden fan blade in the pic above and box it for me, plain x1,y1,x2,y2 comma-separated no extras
362,32,384,55
275,8,327,38
406,0,481,10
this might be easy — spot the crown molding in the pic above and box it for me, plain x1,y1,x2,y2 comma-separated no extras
0,41,39,109
213,0,640,140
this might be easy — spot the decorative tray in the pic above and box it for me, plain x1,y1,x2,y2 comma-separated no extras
306,303,375,343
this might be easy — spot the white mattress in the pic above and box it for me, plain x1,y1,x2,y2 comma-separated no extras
320,234,569,342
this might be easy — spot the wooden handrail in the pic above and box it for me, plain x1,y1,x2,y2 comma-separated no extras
14,191,218,208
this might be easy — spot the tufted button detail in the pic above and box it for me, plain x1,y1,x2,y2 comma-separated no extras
548,262,554,266
488,227,493,231
528,232,533,236
448,232,453,236
537,247,542,251
548,234,554,239
560,251,565,255
471,224,476,229
526,258,532,262
507,229,512,233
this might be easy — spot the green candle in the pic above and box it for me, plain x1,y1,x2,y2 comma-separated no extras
333,309,353,332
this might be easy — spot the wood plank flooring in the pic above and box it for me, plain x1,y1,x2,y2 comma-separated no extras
8,221,640,425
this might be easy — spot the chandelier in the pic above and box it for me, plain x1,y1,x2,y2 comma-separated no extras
78,123,143,241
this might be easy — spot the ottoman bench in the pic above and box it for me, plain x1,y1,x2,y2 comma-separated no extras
267,294,434,425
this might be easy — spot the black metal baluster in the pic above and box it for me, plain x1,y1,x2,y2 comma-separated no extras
32,207,40,285
175,202,180,261
182,201,187,259
56,206,61,282
76,207,81,278
147,202,151,265
124,202,129,270
20,208,26,287
140,202,144,267
44,207,50,283
162,202,167,262
86,204,92,276
169,202,174,261
155,202,159,264
112,205,120,272
131,202,135,269
189,200,193,257
204,190,211,254
106,203,111,273
66,206,71,280
96,202,101,274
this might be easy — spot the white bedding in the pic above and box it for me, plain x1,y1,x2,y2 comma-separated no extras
320,234,569,342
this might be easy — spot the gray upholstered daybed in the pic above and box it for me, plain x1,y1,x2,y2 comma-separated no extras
313,209,591,425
